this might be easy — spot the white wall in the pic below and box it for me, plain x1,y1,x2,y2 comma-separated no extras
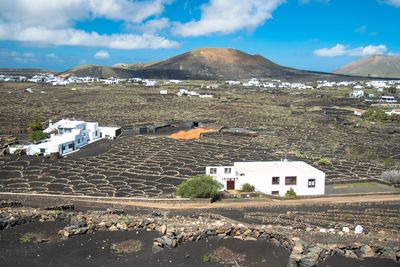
206,163,325,196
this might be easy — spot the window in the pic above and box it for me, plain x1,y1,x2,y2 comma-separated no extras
77,139,80,144
271,191,279,196
308,179,316,188
68,143,73,149
40,148,46,153
224,167,231,174
285,176,297,185
210,168,217,174
272,176,280,185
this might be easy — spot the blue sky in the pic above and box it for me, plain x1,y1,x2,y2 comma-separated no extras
0,0,399,72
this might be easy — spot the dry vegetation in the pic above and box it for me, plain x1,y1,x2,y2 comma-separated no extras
0,82,399,197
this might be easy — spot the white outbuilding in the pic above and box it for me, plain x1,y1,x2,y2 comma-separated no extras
206,161,325,197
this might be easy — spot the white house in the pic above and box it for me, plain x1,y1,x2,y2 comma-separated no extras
11,119,120,156
206,161,325,197
350,90,364,98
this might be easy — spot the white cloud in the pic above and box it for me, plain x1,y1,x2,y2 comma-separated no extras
313,44,387,57
94,50,110,59
299,0,330,4
172,0,285,37
382,0,400,7
137,18,170,34
0,0,178,49
0,23,179,49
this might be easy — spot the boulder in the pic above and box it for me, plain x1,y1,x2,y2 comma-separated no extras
109,225,118,231
344,250,358,259
359,245,375,258
354,225,364,234
160,225,167,235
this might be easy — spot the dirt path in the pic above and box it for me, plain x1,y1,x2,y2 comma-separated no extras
73,194,400,210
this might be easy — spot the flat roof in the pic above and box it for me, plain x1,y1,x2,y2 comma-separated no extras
233,161,324,175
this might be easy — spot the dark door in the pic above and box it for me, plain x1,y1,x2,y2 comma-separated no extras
227,179,235,190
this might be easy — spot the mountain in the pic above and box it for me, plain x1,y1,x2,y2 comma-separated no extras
61,48,351,80
0,68,54,77
59,64,135,79
334,55,400,78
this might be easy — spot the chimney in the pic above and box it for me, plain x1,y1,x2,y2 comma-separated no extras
49,120,53,128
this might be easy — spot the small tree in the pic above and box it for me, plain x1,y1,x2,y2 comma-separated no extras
285,188,297,198
239,183,255,192
176,175,223,199
29,119,44,131
29,131,48,143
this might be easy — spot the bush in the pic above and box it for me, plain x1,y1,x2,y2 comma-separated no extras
381,170,400,184
317,158,332,165
239,183,255,192
176,175,223,199
285,188,297,198
29,130,48,143
361,108,390,122
29,119,44,131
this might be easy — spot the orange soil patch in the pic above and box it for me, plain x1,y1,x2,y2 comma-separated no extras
169,128,218,140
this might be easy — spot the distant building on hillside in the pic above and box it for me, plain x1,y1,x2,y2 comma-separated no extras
206,161,325,196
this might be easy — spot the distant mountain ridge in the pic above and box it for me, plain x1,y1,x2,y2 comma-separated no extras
61,48,361,80
334,55,400,79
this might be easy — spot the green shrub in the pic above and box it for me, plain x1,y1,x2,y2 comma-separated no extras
176,175,223,199
361,108,390,122
383,158,396,168
239,183,255,192
19,234,32,243
347,147,378,161
317,158,332,165
202,255,211,263
29,119,44,131
285,188,297,198
29,130,48,143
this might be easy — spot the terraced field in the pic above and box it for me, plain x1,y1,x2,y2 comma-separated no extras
0,134,393,197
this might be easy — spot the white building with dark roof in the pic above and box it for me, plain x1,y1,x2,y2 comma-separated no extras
206,161,325,196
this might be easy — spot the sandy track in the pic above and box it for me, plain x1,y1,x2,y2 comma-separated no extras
73,193,400,210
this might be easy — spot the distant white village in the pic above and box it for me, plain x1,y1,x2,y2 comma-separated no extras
1,72,400,92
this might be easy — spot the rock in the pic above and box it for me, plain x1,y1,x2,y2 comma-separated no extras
354,225,364,234
251,230,260,238
287,259,299,267
116,223,127,230
98,221,106,228
342,227,350,234
381,248,397,261
292,243,304,255
351,242,361,249
70,217,86,228
152,244,163,254
243,229,252,236
160,225,167,235
217,233,226,239
299,253,319,267
344,250,358,259
244,237,257,241
319,228,327,233
395,250,400,260
359,245,375,258
109,225,118,231
63,230,70,238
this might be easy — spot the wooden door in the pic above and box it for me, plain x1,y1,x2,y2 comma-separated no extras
227,179,235,190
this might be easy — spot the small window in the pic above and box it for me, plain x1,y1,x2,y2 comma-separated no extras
77,139,80,144
272,176,280,185
271,191,279,196
68,143,73,149
224,167,231,174
285,176,297,185
210,168,217,174
308,179,316,188
40,148,46,153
